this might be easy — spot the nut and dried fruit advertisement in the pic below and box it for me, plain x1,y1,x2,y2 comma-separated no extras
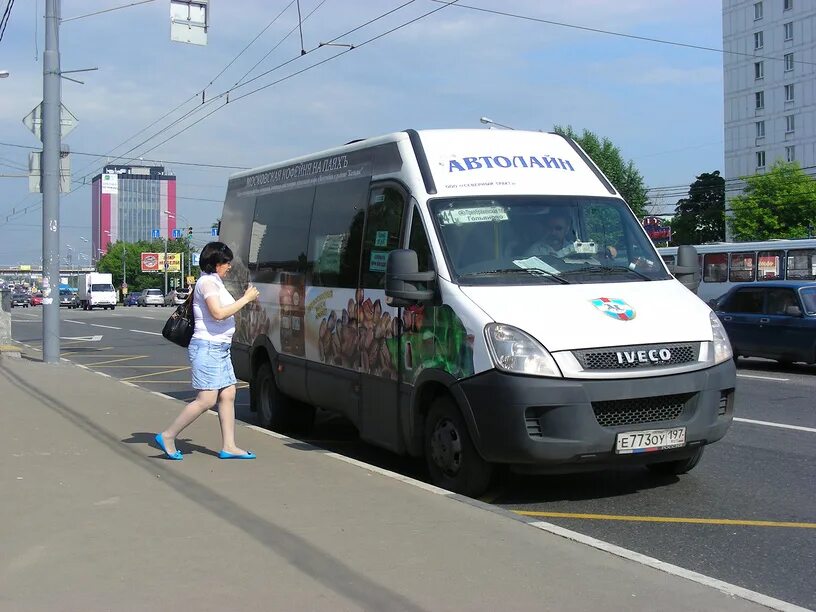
307,288,474,383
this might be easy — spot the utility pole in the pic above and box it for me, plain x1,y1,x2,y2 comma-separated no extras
42,0,61,364
122,243,127,288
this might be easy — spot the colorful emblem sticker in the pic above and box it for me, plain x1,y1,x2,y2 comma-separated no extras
591,297,636,321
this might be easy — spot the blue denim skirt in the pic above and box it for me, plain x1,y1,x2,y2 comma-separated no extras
188,338,237,390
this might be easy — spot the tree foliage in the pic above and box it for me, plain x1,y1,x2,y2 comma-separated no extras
671,171,725,245
553,125,648,218
729,161,816,241
96,238,198,293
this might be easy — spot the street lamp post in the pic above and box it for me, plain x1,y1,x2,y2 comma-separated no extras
80,236,90,266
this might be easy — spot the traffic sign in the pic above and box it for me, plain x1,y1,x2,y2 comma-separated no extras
152,229,160,239
211,227,218,236
172,228,182,239
22,102,79,141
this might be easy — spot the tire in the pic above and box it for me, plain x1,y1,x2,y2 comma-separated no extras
646,447,704,476
424,395,494,497
252,361,315,434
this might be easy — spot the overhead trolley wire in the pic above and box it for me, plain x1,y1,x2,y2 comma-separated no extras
430,0,816,67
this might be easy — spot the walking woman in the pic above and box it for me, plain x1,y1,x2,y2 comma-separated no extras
155,241,260,460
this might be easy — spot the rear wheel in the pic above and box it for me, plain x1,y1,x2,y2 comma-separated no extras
252,361,315,434
646,447,704,476
424,396,494,497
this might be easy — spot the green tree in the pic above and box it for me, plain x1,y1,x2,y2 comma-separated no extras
671,171,725,245
97,238,196,293
553,125,649,218
729,161,816,241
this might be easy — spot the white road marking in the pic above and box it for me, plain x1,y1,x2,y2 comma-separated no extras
63,319,86,324
90,324,122,330
61,335,103,342
734,417,816,433
130,329,162,336
737,373,789,381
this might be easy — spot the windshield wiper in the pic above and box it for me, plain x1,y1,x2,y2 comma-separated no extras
563,265,653,281
460,268,571,284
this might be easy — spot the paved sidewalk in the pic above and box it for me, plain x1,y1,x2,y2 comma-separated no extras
0,354,777,612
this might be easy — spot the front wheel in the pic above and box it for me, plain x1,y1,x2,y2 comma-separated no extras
424,396,494,497
646,447,704,476
252,361,315,434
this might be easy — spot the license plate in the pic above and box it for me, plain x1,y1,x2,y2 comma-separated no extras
615,427,686,454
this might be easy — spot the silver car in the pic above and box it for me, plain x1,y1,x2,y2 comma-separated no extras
138,288,165,307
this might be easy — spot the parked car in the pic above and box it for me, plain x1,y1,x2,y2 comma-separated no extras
123,291,141,307
59,289,79,309
11,293,30,308
715,281,816,365
137,288,165,307
30,292,44,306
164,288,190,306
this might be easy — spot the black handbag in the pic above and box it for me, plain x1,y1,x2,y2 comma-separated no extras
162,292,195,347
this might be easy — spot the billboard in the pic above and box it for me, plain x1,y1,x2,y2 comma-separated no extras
642,216,671,242
141,252,182,273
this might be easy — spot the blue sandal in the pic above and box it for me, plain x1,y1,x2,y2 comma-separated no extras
154,433,183,460
219,450,256,460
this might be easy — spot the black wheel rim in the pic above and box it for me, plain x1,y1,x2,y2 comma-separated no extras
430,417,463,477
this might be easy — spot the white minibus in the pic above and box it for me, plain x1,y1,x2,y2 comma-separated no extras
219,129,736,496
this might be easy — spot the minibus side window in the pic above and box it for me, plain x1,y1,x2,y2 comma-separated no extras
703,252,728,283
408,207,433,273
757,250,783,279
307,178,369,288
786,248,816,280
361,186,405,289
253,187,314,283
729,252,756,282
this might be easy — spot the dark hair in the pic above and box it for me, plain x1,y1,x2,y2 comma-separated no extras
199,241,234,273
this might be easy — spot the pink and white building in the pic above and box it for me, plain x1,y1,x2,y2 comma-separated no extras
91,165,177,259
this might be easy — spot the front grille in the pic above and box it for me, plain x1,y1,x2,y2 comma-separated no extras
592,393,693,428
574,342,698,371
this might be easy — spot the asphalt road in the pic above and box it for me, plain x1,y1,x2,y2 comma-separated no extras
11,305,816,610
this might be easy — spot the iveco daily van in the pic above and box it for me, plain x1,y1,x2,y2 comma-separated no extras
218,129,736,496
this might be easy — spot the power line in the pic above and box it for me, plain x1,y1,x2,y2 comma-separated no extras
431,0,816,66
0,0,15,43
135,0,454,158
67,0,324,190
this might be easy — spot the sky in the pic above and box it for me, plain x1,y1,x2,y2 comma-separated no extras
0,0,726,266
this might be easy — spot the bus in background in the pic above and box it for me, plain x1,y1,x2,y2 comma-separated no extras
658,239,816,306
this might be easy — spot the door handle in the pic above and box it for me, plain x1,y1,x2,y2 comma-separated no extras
759,318,770,323
722,316,732,321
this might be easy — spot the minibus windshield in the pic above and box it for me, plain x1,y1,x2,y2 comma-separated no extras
429,196,671,286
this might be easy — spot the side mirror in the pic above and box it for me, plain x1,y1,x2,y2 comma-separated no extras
385,249,435,306
785,305,802,317
674,245,700,293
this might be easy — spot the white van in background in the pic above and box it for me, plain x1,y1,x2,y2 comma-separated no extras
77,272,117,311
219,129,736,496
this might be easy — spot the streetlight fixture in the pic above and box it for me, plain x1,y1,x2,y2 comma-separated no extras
479,116,515,130
79,236,90,265
0,70,9,78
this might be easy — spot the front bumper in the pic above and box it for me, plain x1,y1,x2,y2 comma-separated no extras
456,360,736,471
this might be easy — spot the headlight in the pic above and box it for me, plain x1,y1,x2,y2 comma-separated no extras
710,311,733,364
485,323,562,377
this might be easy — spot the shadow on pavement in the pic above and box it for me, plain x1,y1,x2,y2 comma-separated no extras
122,431,221,458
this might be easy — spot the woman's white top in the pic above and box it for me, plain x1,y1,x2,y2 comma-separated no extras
192,273,236,342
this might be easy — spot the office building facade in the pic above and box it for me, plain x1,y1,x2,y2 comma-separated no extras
723,0,816,236
91,165,176,258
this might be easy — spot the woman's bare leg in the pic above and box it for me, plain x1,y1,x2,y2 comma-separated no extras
159,389,218,454
216,384,249,454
